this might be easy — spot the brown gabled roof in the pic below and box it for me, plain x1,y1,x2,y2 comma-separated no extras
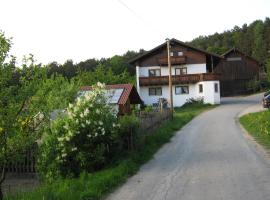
129,38,223,65
222,47,260,65
80,84,143,105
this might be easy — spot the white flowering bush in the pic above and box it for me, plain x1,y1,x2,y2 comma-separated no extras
38,82,121,180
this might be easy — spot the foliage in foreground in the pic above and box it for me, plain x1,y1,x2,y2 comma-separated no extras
7,104,214,200
38,83,120,181
240,110,270,149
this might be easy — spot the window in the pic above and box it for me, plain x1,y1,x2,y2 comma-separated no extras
170,52,174,57
227,57,242,61
175,86,189,95
214,83,219,93
175,67,187,75
178,52,183,56
149,69,161,77
199,84,203,93
149,87,162,96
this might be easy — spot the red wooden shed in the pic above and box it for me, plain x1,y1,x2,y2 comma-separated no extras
80,84,143,115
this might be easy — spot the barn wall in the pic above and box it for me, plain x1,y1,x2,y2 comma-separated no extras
214,51,260,96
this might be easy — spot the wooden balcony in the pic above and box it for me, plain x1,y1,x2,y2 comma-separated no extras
139,73,220,86
158,56,186,65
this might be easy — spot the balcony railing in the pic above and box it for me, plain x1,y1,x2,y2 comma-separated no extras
139,73,220,86
158,56,186,65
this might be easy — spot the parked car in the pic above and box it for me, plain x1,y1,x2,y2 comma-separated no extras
262,94,270,108
264,90,270,97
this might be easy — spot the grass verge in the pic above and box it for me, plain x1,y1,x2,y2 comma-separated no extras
7,104,215,200
239,110,270,149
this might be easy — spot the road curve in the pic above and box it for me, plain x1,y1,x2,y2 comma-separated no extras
107,94,270,200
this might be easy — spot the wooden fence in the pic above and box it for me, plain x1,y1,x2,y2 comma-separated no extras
2,146,37,174
138,109,172,131
2,110,172,177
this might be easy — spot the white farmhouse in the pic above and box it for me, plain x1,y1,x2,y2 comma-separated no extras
130,38,222,107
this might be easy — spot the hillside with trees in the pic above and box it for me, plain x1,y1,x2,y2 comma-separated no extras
46,50,145,80
189,18,270,64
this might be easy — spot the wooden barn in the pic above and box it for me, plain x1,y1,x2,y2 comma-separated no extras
80,84,143,115
214,48,261,96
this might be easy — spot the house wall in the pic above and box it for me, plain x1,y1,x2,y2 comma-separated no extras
138,64,207,77
201,81,220,104
140,81,220,107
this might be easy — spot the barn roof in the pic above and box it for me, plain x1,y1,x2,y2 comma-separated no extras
222,47,260,65
129,38,223,65
80,84,143,105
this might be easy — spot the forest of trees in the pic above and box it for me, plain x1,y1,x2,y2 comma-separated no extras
45,49,145,79
189,18,270,64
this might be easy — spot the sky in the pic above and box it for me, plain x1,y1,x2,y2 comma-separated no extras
0,0,269,65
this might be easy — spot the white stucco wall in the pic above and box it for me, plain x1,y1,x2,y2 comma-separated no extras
201,81,221,104
139,81,220,107
136,64,220,107
138,64,207,77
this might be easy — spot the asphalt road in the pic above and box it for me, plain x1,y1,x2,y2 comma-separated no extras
107,94,270,200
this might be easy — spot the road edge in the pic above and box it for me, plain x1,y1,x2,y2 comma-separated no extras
236,112,270,165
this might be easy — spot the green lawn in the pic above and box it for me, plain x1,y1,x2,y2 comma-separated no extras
240,110,270,149
7,104,215,200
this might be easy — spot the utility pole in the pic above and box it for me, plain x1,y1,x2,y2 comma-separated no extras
166,38,173,117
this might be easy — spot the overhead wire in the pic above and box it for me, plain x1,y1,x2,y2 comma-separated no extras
116,0,162,35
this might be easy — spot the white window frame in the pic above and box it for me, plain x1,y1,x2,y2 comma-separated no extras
175,85,189,95
175,67,187,75
178,52,183,56
149,87,162,96
199,84,203,93
214,83,219,93
148,69,161,77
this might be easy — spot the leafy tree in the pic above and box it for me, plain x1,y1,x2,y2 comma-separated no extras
0,31,78,199
77,64,135,86
0,32,46,199
252,21,268,62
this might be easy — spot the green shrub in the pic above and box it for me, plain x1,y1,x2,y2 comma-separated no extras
182,97,204,107
143,106,154,113
118,114,140,150
38,83,121,181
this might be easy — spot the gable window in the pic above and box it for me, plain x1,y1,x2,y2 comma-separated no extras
178,52,183,56
227,57,242,61
149,69,161,77
149,87,162,96
175,67,187,75
199,84,203,93
175,86,189,95
214,83,219,93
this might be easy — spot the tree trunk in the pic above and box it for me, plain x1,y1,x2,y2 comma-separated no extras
0,165,6,200
0,131,7,200
0,184,3,200
0,130,7,200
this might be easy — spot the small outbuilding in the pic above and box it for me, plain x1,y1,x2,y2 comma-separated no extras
80,84,143,115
